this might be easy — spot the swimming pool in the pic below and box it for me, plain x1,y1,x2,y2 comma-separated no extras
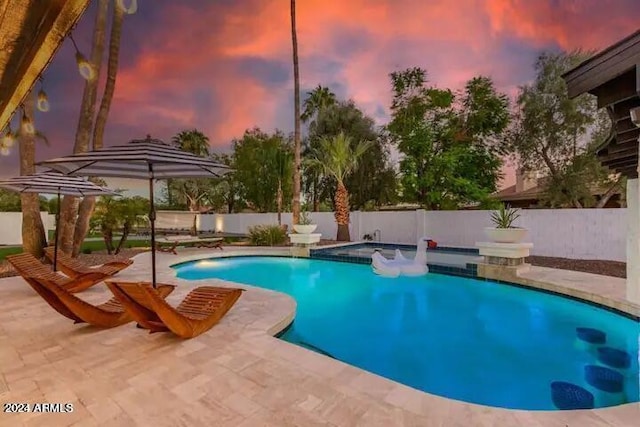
174,256,640,410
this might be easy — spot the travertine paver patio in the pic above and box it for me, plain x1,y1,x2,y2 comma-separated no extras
0,247,638,426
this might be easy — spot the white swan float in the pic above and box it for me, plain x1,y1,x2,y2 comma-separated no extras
371,237,430,277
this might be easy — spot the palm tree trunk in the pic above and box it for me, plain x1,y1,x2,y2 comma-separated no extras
59,0,109,255
334,181,350,241
72,2,124,256
19,92,47,257
290,0,302,224
277,179,283,225
312,175,319,211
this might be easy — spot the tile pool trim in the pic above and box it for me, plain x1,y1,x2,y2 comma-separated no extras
310,242,479,278
171,254,639,321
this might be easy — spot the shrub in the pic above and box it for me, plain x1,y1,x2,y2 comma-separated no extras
248,224,287,246
82,248,92,254
490,205,521,228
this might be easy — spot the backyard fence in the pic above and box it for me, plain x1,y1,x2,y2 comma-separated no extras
0,208,627,262
162,208,627,262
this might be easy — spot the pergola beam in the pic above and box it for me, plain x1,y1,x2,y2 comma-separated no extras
0,0,91,131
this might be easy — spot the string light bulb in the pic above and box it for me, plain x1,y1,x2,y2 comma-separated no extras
69,33,95,80
37,89,50,112
116,0,138,14
21,108,35,135
2,126,15,148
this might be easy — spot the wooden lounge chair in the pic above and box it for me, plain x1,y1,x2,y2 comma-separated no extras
7,254,175,328
44,247,133,279
155,236,224,255
7,253,106,293
106,281,243,338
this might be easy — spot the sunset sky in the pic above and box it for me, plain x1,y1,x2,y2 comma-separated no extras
1,0,639,192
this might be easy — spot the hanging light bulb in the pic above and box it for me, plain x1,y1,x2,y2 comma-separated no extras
76,51,95,80
116,0,137,14
69,33,95,80
21,110,35,135
37,89,50,112
3,129,15,148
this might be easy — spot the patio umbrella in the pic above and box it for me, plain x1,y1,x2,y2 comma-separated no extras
38,135,232,287
0,171,118,271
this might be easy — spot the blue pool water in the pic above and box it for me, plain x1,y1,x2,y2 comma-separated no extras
174,256,640,410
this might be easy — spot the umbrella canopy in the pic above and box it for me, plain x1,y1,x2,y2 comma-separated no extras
0,171,118,197
37,135,232,179
0,171,118,271
38,135,233,287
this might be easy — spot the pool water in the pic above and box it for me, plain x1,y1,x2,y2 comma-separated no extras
174,256,640,410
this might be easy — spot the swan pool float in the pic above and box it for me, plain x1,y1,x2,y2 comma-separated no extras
371,237,431,277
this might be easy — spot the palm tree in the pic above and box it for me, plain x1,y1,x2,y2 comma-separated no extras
72,1,126,256
171,129,210,156
272,146,293,225
59,0,109,256
301,85,336,123
19,91,48,257
290,0,302,225
306,132,371,241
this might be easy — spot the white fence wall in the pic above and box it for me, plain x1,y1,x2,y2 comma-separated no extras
200,208,627,262
2,209,625,261
0,212,51,245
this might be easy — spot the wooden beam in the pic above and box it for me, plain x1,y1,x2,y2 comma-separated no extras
593,69,638,108
616,165,639,178
0,0,91,131
564,31,640,98
613,97,640,117
617,117,640,134
599,147,637,163
603,156,638,168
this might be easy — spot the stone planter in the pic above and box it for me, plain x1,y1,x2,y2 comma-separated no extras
293,224,318,234
484,227,528,243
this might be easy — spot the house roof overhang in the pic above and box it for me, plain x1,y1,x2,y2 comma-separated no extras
0,0,91,132
562,30,640,179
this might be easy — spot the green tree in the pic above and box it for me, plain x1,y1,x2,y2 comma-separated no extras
306,100,397,210
167,129,215,218
205,153,243,214
92,195,148,254
387,67,507,209
301,85,337,123
503,51,623,208
305,132,371,241
233,128,293,213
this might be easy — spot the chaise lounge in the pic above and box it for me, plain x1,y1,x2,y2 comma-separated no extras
6,254,175,328
155,235,224,255
8,252,108,293
44,246,133,278
106,281,243,338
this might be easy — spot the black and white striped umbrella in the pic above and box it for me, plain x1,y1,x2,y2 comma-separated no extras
38,135,232,287
0,172,118,197
0,172,118,271
38,135,231,179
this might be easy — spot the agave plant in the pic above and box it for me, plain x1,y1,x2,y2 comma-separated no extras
490,205,521,228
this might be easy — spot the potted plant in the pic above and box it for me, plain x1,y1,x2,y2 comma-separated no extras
484,205,528,243
293,211,317,234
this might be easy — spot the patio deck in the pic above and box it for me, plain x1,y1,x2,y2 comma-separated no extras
0,247,638,426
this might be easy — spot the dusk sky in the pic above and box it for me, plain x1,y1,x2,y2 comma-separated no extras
1,0,639,192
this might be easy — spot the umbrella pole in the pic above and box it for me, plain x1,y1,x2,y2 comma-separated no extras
53,190,61,271
148,170,157,288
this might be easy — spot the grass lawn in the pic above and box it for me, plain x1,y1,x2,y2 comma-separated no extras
0,239,150,261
